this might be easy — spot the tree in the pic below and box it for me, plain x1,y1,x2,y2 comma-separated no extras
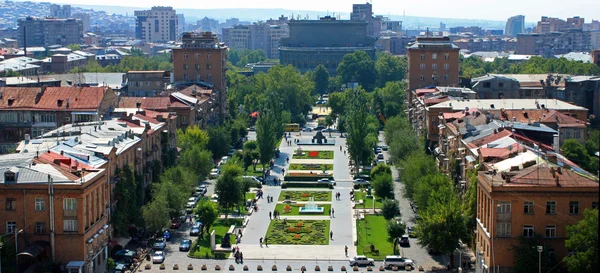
370,164,392,180
375,53,407,87
177,125,209,149
207,126,232,160
337,50,377,91
327,91,346,119
67,43,81,51
373,82,405,119
194,199,219,237
372,174,395,200
112,165,141,233
562,139,595,173
511,234,558,273
345,86,370,175
399,152,438,199
179,146,213,180
215,163,244,218
416,196,470,269
4,69,22,77
413,174,454,211
382,198,400,220
313,64,330,95
256,93,281,170
564,209,598,273
142,194,170,233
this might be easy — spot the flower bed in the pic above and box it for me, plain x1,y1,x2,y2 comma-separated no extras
275,203,332,215
279,191,332,201
289,164,333,171
265,220,330,245
284,172,333,181
292,150,334,159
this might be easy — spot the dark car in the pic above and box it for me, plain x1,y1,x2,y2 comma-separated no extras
190,227,200,236
162,230,172,241
399,235,410,247
179,239,192,251
170,218,181,229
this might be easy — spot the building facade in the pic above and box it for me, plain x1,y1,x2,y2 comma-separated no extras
126,70,171,97
17,17,83,47
505,15,525,37
50,4,72,19
134,7,178,43
221,23,289,59
279,17,376,74
475,166,598,273
517,30,592,57
172,32,227,120
535,16,585,33
406,37,460,98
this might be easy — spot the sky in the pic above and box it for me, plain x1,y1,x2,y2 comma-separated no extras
44,0,599,21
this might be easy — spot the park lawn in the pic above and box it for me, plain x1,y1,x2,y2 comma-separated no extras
189,218,243,258
279,191,332,201
276,137,283,148
245,192,256,200
292,150,334,159
244,166,264,177
289,163,333,171
356,215,394,260
275,203,332,216
354,191,384,209
265,219,330,245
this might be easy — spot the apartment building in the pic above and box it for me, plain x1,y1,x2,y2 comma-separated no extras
406,37,460,102
221,23,289,59
0,151,110,273
535,16,585,33
126,70,171,97
475,166,598,272
350,2,381,37
50,4,72,19
134,7,178,43
517,30,591,57
17,17,83,47
505,15,525,37
172,32,227,120
117,95,196,128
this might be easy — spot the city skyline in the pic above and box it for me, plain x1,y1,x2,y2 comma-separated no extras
26,0,600,22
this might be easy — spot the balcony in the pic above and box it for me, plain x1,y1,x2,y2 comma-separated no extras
63,209,77,218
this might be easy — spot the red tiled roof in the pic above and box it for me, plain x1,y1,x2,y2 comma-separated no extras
0,87,111,111
0,87,38,109
504,166,598,188
467,129,512,149
415,89,437,96
541,110,586,127
135,113,160,124
424,97,450,106
117,97,189,110
34,150,95,180
179,84,213,97
480,143,526,160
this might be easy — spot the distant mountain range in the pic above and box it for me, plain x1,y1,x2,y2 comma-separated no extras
65,3,509,30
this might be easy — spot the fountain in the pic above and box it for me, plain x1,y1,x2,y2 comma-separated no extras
299,197,324,214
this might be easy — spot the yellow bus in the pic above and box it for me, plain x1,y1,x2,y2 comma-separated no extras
284,123,300,132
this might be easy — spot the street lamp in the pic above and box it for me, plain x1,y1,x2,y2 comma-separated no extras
15,229,23,265
537,245,543,273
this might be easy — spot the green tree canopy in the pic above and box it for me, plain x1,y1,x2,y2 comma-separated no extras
194,199,219,237
313,64,330,95
381,198,400,220
511,234,558,273
337,50,377,91
256,93,282,169
141,194,170,233
564,209,599,273
372,173,395,200
215,163,244,217
375,53,407,87
562,139,596,173
179,146,213,180
177,125,209,150
345,86,371,172
373,81,405,119
370,164,392,180
207,126,232,159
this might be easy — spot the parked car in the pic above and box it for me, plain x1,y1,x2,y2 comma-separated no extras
255,176,266,185
302,127,313,132
383,256,414,269
407,226,417,238
192,222,203,229
317,178,335,185
170,218,182,229
179,240,192,251
152,237,166,250
399,235,410,247
376,153,384,160
152,251,166,264
349,255,375,266
195,186,207,195
242,176,262,184
380,145,389,151
353,178,370,185
248,126,256,131
374,147,382,154
209,169,220,179
162,230,172,241
322,128,336,132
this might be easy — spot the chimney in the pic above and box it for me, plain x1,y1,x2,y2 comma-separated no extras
550,167,556,178
555,175,560,187
557,167,562,175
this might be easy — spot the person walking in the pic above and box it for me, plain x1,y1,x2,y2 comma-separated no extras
269,211,272,219
332,208,335,217
345,245,348,256
259,237,263,246
240,252,244,263
265,237,269,247
330,231,333,240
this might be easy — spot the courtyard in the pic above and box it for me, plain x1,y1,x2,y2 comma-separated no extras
264,219,331,245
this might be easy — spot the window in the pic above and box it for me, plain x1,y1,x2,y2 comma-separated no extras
36,222,45,234
35,198,45,211
444,75,448,80
195,54,199,59
183,54,188,60
444,63,449,70
6,221,16,234
420,64,425,70
545,225,556,238
420,75,425,80
432,64,438,70
6,198,16,210
497,202,511,214
64,198,77,210
432,53,438,60
565,131,571,138
569,201,580,215
444,53,449,60
206,53,212,60
498,83,504,88
146,82,150,86
63,220,77,232
593,202,599,210
183,64,189,70
420,54,425,60
523,225,534,238
497,222,511,237
195,64,200,70
524,201,534,214
573,130,581,139
546,201,556,214
206,64,212,70
483,82,491,88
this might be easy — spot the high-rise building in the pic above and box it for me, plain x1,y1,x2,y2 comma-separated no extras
222,23,289,59
50,4,71,19
350,2,380,37
172,32,228,120
73,13,91,32
406,36,460,93
535,16,585,33
517,30,591,57
134,6,178,42
17,17,83,47
505,15,525,37
279,16,376,74
177,14,186,34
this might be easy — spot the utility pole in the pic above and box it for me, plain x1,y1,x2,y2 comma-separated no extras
537,246,543,273
48,175,56,262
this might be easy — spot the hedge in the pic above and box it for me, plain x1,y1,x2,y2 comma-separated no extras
284,175,333,181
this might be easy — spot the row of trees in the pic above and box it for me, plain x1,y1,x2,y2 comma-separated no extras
561,129,600,175
227,48,271,68
70,49,172,73
460,55,600,78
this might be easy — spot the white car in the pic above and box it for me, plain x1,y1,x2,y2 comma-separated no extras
349,255,375,266
152,251,165,264
317,178,335,184
383,256,414,269
209,168,220,178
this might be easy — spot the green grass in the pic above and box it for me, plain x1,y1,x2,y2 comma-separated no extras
356,215,394,260
279,191,332,201
189,218,243,258
354,191,383,209
276,137,283,148
245,192,256,200
289,163,333,171
265,220,330,245
292,150,334,159
244,166,264,177
275,203,332,216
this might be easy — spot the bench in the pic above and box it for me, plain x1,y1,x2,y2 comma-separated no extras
358,200,364,205
227,225,236,235
242,217,250,227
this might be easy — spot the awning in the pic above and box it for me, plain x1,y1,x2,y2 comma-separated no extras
17,242,48,258
466,155,476,163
